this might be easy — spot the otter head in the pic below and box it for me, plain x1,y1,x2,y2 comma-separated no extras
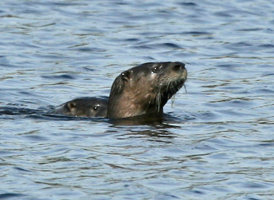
107,62,187,119
63,97,108,117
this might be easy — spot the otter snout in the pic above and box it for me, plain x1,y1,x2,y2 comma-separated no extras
170,62,185,71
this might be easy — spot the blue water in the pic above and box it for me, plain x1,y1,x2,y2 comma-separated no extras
1,0,274,199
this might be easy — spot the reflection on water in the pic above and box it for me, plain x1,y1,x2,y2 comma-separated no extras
1,0,274,199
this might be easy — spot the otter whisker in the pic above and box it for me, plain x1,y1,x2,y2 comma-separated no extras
156,90,162,112
171,95,176,107
183,84,187,93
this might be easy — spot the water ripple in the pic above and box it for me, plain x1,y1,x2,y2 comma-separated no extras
1,0,274,199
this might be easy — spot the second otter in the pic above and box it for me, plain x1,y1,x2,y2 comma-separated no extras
107,62,187,119
52,97,108,117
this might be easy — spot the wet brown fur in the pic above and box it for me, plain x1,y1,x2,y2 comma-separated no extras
107,62,187,119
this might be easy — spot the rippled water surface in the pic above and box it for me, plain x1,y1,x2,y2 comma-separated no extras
1,0,274,199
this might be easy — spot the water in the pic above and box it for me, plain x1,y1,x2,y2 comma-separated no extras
1,0,274,199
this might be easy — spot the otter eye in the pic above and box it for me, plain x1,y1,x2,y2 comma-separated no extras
121,70,131,81
151,65,161,73
93,105,99,111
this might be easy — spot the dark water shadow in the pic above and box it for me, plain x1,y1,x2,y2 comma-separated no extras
0,106,192,135
0,106,43,116
116,126,178,142
0,193,26,199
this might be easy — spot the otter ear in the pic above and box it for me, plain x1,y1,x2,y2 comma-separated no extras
66,102,76,111
121,70,132,81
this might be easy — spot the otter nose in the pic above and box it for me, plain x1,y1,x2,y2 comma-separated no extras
171,62,185,71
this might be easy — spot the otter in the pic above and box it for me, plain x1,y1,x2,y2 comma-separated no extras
51,97,108,117
107,62,187,119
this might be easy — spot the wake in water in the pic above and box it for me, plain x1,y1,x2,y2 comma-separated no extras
0,106,42,115
0,104,108,122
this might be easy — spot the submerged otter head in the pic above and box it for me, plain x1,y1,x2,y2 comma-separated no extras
107,62,187,119
53,97,108,117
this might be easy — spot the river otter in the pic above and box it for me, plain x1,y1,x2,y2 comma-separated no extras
107,62,187,119
51,97,108,117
